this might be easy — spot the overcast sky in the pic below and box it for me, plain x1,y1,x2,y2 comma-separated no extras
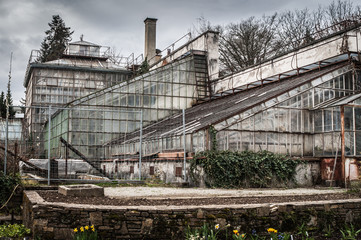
0,0,358,105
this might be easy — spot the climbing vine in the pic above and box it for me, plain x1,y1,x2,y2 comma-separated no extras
0,173,21,214
189,150,301,188
209,126,217,151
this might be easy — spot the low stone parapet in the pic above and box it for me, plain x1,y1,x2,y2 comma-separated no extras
22,190,361,239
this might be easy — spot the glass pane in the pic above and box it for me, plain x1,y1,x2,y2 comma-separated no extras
291,134,302,156
279,134,287,154
255,132,266,151
344,107,353,130
324,110,332,131
355,108,361,130
267,133,276,153
345,132,354,156
323,133,333,155
333,108,341,131
356,132,361,156
314,134,323,156
314,111,322,132
303,135,313,156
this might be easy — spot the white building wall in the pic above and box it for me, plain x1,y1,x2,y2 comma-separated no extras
214,28,361,93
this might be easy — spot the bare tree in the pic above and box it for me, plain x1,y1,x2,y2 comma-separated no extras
192,0,360,76
276,9,315,52
326,0,360,29
189,16,218,39
219,14,278,74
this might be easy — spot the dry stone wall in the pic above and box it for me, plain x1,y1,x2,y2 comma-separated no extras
23,191,361,240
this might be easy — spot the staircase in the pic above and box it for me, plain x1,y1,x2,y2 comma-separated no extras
193,54,211,103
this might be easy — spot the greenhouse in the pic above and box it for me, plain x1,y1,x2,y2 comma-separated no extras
23,40,133,157
108,60,361,160
46,50,210,160
36,22,361,184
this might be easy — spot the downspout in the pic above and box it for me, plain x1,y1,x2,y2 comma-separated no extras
340,105,346,187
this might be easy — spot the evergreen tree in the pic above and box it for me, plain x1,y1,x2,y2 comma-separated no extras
38,15,74,62
137,58,150,75
0,91,5,118
6,81,15,118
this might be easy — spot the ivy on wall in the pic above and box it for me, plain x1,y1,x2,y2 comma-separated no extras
189,150,300,188
0,173,21,214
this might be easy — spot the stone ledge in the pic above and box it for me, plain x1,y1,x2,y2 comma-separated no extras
22,190,361,240
24,190,361,211
58,184,104,197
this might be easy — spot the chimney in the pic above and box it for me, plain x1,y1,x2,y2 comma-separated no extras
144,18,157,65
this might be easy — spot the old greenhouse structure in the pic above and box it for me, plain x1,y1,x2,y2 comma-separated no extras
23,39,135,157
21,19,361,185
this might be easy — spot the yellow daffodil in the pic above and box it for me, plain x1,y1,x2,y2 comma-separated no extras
73,228,78,233
267,228,278,233
215,224,220,229
80,227,84,232
85,225,89,230
233,229,239,234
242,234,245,237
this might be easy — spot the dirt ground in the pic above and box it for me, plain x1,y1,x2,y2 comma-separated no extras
37,187,361,206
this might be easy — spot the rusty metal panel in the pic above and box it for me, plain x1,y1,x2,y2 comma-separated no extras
321,158,342,180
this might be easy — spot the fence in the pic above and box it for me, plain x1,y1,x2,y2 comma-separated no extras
1,105,189,184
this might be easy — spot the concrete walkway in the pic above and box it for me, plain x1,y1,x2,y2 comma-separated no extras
104,187,347,199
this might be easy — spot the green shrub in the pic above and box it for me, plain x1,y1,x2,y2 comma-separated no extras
0,224,31,239
189,150,300,188
0,173,21,213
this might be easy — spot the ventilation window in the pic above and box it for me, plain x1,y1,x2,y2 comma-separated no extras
175,167,182,178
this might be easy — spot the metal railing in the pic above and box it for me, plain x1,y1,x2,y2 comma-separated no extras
1,105,189,185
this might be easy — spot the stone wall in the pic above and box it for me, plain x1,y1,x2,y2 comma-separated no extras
23,191,361,240
101,158,188,184
101,159,321,187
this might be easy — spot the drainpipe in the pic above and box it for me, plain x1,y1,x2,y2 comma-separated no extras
340,106,346,187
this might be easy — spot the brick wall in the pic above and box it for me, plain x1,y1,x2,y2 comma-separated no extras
23,191,361,240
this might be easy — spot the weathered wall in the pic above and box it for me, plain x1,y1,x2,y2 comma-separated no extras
101,160,320,186
213,28,361,93
101,159,188,184
150,31,219,81
294,161,321,186
23,191,361,240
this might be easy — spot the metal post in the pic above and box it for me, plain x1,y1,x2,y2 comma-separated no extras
48,105,52,185
65,144,68,178
340,106,346,187
4,110,8,175
4,52,12,175
14,142,17,175
139,110,143,180
182,109,187,181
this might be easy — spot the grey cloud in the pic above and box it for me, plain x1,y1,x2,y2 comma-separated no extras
0,0,356,104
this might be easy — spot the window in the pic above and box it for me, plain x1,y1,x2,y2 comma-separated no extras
149,166,155,175
175,167,182,178
130,166,134,174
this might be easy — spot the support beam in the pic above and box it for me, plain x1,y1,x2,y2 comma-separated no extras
60,137,105,177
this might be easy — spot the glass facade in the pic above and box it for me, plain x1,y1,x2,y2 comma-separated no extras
215,69,361,157
25,66,131,158
46,52,208,160
109,65,361,159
